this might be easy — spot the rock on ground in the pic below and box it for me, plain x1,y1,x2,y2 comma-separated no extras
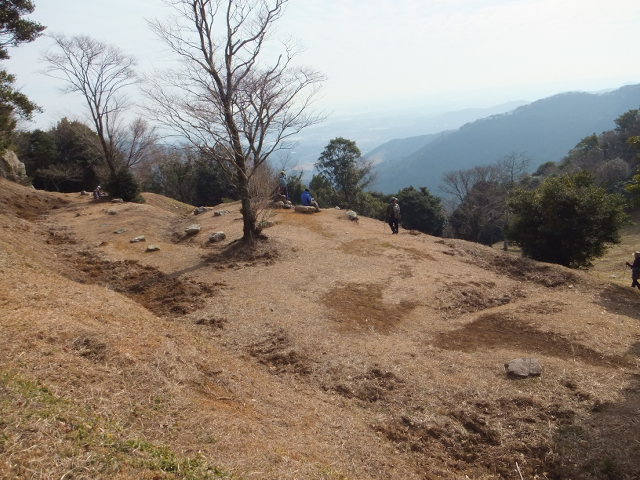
184,224,201,235
295,205,318,214
208,232,226,243
504,358,542,378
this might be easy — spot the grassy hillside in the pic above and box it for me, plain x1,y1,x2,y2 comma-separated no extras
1,177,639,479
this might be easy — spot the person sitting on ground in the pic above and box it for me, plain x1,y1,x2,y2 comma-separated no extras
625,251,640,289
385,197,401,234
301,188,320,212
93,185,104,200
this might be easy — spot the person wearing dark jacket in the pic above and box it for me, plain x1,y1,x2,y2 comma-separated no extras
626,251,640,289
385,197,401,234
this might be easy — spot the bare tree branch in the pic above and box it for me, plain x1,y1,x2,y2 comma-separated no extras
145,0,324,243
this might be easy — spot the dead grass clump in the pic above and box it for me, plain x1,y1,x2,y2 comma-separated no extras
330,366,405,403
71,335,107,362
195,317,228,329
434,311,632,368
322,283,418,333
70,250,221,317
435,280,524,317
375,398,557,479
45,226,78,245
249,329,313,375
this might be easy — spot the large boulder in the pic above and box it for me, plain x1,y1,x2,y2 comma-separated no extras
295,205,318,214
0,150,29,185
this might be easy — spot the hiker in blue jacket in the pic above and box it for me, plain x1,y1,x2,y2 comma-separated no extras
301,188,320,212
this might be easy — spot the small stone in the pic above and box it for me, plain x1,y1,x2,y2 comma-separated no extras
146,245,160,252
113,228,128,234
111,198,124,203
193,206,209,215
504,358,542,378
259,219,275,229
130,236,146,243
184,224,201,235
80,190,89,196
346,210,358,222
213,210,231,217
208,232,226,243
106,209,118,215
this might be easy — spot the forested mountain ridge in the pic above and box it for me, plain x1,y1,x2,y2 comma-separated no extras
370,84,640,193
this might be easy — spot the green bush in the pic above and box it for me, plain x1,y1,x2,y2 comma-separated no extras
396,186,445,235
106,169,141,202
508,171,628,267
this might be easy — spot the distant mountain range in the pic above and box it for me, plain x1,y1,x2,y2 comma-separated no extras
369,84,640,194
286,101,526,173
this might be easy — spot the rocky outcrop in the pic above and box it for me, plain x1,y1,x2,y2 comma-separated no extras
0,150,29,185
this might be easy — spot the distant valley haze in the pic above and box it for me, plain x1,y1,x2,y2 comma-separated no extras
9,0,640,193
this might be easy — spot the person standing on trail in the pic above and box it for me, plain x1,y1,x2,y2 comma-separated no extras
626,251,640,289
386,197,401,234
278,170,288,200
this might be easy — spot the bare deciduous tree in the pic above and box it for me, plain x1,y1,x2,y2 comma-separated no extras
43,35,149,178
145,0,323,244
442,153,530,249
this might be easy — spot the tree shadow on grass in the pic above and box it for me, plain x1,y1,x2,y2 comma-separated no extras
597,284,640,321
202,237,280,269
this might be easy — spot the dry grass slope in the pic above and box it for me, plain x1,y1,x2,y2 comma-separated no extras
1,177,639,480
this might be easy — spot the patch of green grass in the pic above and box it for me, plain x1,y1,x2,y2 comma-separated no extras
0,369,234,479
1,371,63,406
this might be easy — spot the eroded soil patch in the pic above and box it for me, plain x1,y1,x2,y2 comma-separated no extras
71,250,222,317
434,312,630,367
340,239,387,257
435,280,524,317
322,283,418,333
249,329,313,375
442,241,578,287
375,395,582,480
329,366,405,403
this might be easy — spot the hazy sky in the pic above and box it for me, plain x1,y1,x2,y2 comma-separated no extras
9,0,640,129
